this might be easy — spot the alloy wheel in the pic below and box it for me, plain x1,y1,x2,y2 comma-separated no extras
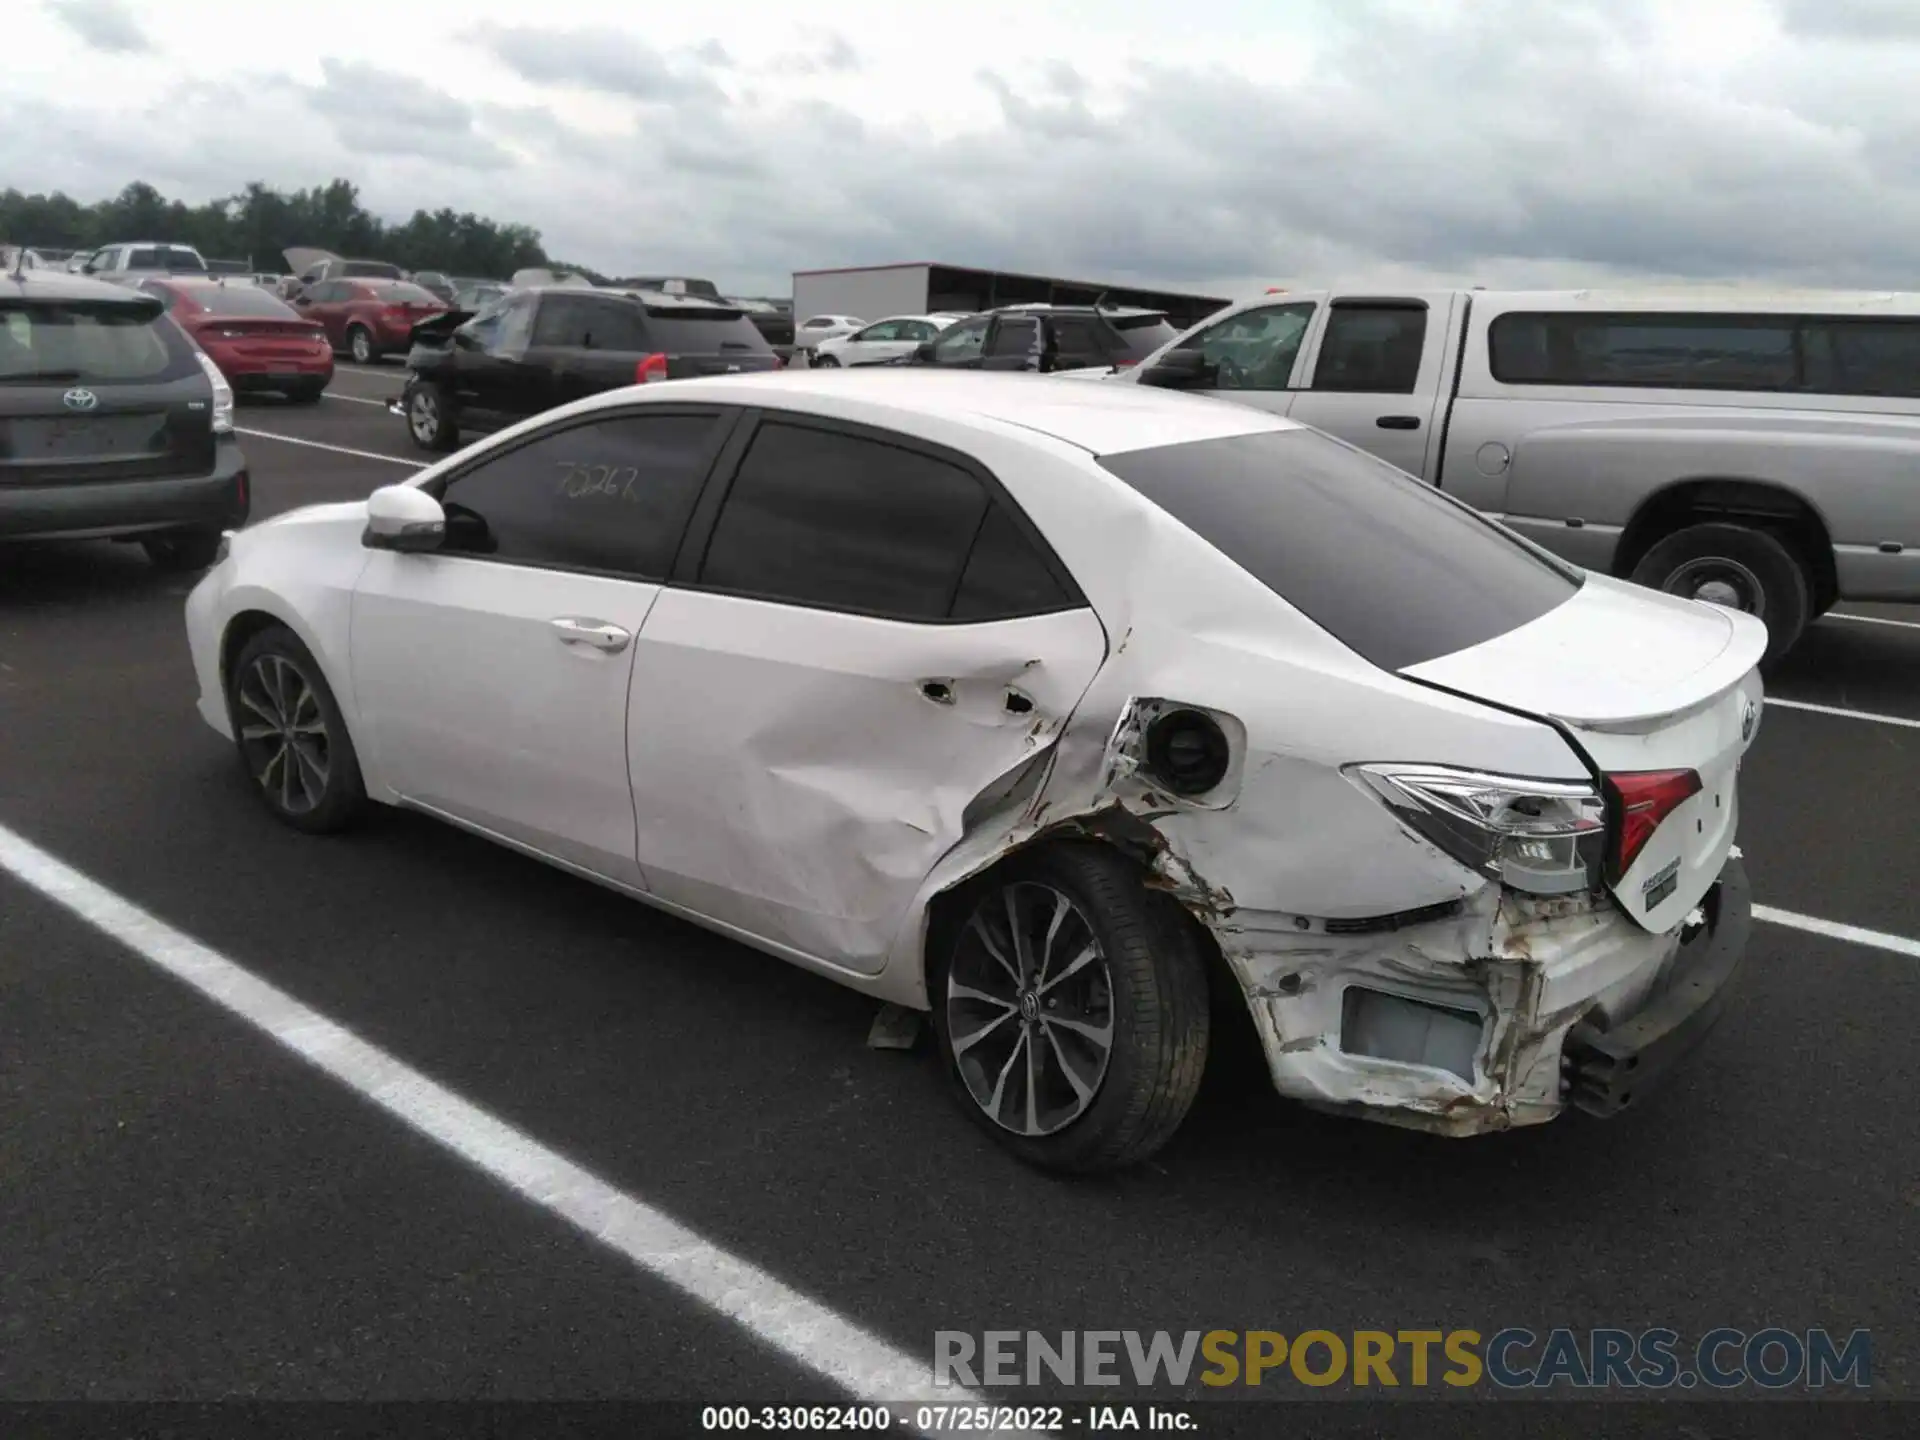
235,654,332,816
350,329,372,364
947,881,1115,1137
409,389,440,444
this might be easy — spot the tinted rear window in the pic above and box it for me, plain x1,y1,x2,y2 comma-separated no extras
194,285,301,318
645,312,772,354
1108,315,1180,360
0,301,200,384
1098,428,1582,671
368,283,440,304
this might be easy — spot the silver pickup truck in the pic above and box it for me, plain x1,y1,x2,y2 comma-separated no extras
1117,287,1920,664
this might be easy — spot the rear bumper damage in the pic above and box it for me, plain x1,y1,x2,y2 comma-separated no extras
1212,856,1750,1136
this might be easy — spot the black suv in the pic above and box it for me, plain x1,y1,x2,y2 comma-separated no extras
0,267,249,570
898,304,1182,373
395,286,781,451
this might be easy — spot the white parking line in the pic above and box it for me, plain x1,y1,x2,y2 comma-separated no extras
235,428,423,468
0,820,1011,1435
1756,905,1920,960
1766,697,1920,731
1824,611,1920,633
323,393,392,407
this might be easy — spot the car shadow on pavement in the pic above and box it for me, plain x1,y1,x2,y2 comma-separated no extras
0,540,184,607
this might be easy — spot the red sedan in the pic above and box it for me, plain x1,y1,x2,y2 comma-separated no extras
292,279,448,364
140,277,335,403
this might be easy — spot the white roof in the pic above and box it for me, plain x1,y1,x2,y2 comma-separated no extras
636,368,1295,455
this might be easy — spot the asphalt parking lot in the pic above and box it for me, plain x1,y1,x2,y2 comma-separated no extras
3,361,1917,1415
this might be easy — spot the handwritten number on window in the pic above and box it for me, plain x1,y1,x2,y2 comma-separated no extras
554,461,643,501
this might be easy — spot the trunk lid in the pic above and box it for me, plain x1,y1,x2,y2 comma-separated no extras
0,376,215,487
1400,574,1766,932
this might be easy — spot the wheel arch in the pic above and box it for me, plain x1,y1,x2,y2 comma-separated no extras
921,823,1259,1082
1614,476,1837,613
219,605,381,793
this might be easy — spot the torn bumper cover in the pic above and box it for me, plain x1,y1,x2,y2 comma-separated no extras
1216,857,1751,1136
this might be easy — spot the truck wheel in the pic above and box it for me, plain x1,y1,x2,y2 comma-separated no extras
1630,522,1810,668
405,383,459,452
929,843,1211,1175
348,326,376,365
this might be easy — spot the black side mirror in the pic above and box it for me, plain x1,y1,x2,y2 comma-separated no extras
1139,348,1212,388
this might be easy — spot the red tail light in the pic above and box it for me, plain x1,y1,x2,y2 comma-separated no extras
382,305,412,323
635,353,669,384
1604,769,1702,877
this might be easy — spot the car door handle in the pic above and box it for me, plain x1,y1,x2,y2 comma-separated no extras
1377,415,1421,430
550,618,632,652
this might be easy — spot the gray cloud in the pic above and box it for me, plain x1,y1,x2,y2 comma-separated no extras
1778,0,1920,40
465,23,726,104
307,60,514,170
18,2,1920,299
46,0,149,53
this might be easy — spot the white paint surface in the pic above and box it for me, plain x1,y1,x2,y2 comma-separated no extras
236,427,424,467
0,819,1033,1436
1766,697,1920,731
1754,905,1920,961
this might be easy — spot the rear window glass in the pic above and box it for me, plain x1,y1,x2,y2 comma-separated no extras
1098,428,1582,671
0,301,200,384
1108,315,1180,359
193,285,301,318
368,283,440,304
644,313,772,353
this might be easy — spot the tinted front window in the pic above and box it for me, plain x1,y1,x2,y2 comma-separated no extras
0,301,200,384
643,313,771,353
698,422,989,619
438,412,724,578
988,317,1040,357
929,317,990,362
1098,428,1581,671
1313,304,1428,393
1488,312,1801,390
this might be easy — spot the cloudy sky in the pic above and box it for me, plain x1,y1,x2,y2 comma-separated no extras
6,0,1919,299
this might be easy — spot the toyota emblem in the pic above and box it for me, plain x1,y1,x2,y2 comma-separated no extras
62,387,98,412
1740,696,1759,742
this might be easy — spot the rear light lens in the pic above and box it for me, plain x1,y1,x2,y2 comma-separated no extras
635,353,669,384
191,348,234,435
1603,769,1702,879
1348,764,1608,896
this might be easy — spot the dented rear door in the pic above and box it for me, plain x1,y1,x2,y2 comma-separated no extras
624,416,1105,975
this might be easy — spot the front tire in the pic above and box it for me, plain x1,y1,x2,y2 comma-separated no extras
142,528,222,572
348,325,376,365
225,625,367,834
1630,522,1810,668
930,843,1211,1175
813,353,840,368
405,382,459,451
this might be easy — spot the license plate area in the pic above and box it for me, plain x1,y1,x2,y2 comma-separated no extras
8,414,165,460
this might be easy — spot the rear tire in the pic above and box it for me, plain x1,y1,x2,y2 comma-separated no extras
142,528,222,573
930,843,1211,1175
348,326,376,365
1630,522,1810,669
286,383,325,405
405,382,460,452
225,624,367,834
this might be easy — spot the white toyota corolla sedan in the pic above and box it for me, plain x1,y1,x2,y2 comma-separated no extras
185,370,1761,1173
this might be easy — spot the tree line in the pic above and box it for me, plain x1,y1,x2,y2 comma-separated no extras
0,178,602,280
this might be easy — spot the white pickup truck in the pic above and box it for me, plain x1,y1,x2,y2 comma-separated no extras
1114,287,1920,664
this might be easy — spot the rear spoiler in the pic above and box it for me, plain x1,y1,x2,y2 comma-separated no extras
408,309,474,346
